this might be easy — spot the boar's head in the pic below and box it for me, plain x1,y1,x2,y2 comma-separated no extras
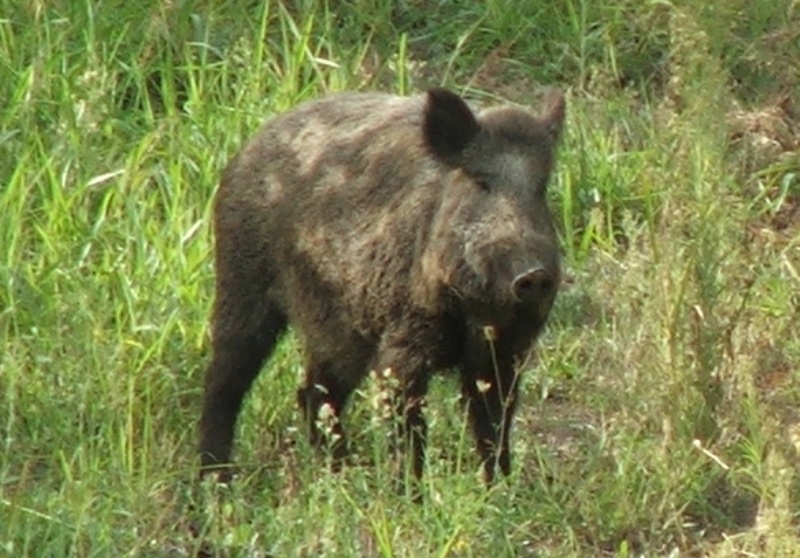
420,88,565,334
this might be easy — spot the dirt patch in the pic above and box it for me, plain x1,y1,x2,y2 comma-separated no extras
729,95,800,158
730,95,800,235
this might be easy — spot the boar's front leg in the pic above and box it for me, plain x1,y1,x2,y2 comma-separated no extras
460,348,520,484
296,357,358,466
392,373,431,483
374,325,435,484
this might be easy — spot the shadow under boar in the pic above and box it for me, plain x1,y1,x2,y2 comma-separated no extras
199,87,566,485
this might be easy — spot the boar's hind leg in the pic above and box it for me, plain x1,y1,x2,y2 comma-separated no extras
199,298,287,477
460,357,520,484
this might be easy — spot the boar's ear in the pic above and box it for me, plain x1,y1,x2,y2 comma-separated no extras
423,87,480,162
539,89,566,143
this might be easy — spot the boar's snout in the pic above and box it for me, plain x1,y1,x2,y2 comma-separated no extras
511,266,557,303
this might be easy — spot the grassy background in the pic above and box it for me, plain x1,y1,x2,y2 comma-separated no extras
2,0,799,556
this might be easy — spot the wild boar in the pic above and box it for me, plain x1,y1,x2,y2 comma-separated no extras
199,87,565,484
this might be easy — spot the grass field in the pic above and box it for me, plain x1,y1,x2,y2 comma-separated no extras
2,0,799,556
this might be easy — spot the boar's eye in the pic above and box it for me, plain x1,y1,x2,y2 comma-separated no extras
469,172,493,192
475,178,491,192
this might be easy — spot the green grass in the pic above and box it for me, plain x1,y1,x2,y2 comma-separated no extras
2,0,799,556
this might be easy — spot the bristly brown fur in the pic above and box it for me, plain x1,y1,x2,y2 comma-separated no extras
199,87,566,486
